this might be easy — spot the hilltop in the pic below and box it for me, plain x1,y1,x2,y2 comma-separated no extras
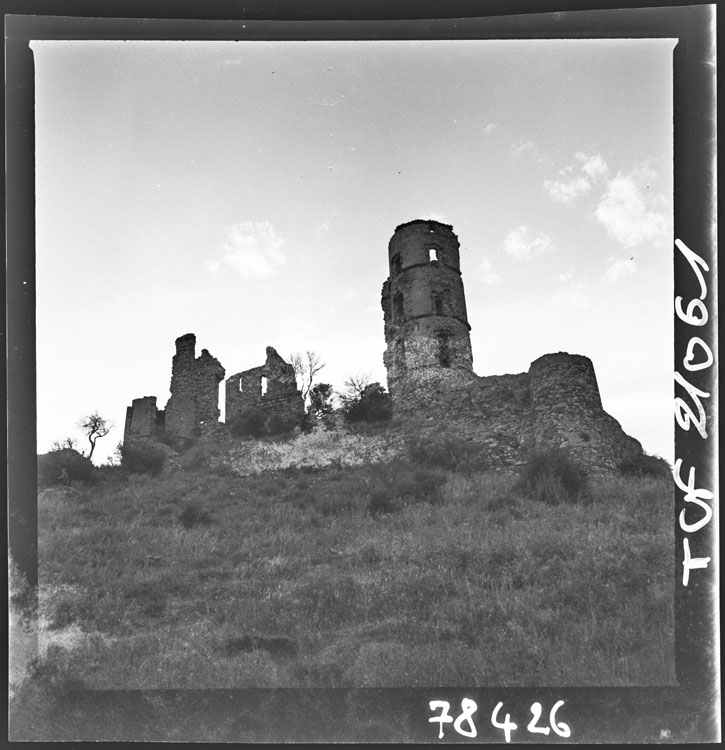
26,422,674,697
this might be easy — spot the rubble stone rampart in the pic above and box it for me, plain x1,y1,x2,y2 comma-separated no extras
529,352,642,470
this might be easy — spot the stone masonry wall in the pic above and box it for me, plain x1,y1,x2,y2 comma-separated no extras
123,396,163,444
383,220,474,400
392,355,642,472
529,352,642,471
164,333,225,441
397,371,534,468
381,220,645,473
225,347,304,431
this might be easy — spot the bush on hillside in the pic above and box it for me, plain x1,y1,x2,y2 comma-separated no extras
38,449,95,488
367,462,447,515
229,409,267,438
267,413,297,436
409,435,489,473
120,441,169,476
179,503,213,529
618,452,671,478
518,448,589,505
343,383,393,424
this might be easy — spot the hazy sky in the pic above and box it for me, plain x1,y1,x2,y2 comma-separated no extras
32,38,675,464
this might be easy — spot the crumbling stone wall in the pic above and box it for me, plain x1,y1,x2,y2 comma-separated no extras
382,220,645,472
529,353,642,471
225,347,304,431
123,396,164,443
164,333,225,441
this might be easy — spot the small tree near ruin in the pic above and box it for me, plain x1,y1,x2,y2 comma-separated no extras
340,375,392,423
308,382,335,423
289,350,325,406
78,411,112,461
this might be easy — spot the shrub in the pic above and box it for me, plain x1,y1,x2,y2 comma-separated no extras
179,503,213,529
343,383,393,423
619,452,671,478
120,441,169,476
518,448,588,504
368,490,397,517
229,409,266,438
267,414,296,436
409,435,489,473
37,449,95,488
367,462,447,514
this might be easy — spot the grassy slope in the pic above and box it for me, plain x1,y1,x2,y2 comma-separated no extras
37,457,675,688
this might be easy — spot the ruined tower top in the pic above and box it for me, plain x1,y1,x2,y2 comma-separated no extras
389,219,462,275
175,333,196,358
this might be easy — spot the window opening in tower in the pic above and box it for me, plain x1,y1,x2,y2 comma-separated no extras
434,293,444,316
437,332,451,368
394,292,404,321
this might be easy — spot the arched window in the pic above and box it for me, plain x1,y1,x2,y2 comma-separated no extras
261,376,268,396
391,254,401,275
429,247,439,262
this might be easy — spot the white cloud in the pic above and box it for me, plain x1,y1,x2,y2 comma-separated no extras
502,226,553,261
544,151,608,204
595,169,670,248
204,259,221,277
480,258,500,285
544,175,592,204
222,221,287,279
576,151,609,179
511,139,535,157
603,257,637,283
482,122,497,136
558,269,575,283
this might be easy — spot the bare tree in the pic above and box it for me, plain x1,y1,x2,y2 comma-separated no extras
51,437,79,452
339,372,373,409
78,411,112,461
289,350,325,405
340,374,392,422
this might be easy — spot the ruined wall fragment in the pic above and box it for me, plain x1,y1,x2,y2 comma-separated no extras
164,333,225,441
123,396,163,444
225,346,304,432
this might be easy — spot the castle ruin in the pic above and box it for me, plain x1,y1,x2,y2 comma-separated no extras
380,219,643,471
123,218,644,473
225,346,305,432
123,335,304,446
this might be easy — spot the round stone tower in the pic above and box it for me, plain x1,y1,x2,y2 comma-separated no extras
382,220,474,404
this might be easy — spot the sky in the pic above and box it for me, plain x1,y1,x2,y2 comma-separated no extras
32,38,676,465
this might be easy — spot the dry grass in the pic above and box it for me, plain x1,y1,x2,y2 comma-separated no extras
30,457,675,690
